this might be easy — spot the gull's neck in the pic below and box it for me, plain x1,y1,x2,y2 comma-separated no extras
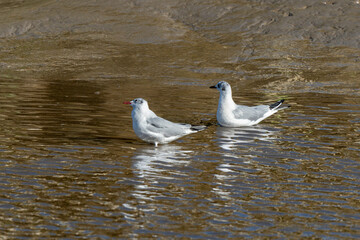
132,105,155,122
219,90,236,109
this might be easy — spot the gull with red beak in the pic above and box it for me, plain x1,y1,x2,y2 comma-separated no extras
210,81,290,127
124,98,206,147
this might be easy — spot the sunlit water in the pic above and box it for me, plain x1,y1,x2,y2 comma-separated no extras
1,0,360,239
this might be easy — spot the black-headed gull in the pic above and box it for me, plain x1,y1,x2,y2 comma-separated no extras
210,81,290,127
124,98,206,146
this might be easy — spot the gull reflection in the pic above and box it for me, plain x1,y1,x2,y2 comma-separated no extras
121,145,192,226
212,126,276,200
215,126,275,151
215,125,276,161
131,145,192,200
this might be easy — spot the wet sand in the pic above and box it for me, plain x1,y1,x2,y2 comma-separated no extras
1,1,360,48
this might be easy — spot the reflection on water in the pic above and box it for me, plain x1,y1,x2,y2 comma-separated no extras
132,145,192,200
215,126,276,151
213,126,276,200
133,145,191,177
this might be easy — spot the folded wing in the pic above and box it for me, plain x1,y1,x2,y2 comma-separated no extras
233,105,269,122
146,116,191,137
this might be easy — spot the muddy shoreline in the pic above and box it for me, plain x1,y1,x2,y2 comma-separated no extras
0,0,359,49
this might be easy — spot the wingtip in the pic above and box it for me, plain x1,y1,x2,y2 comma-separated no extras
269,99,286,110
280,99,291,108
190,125,207,132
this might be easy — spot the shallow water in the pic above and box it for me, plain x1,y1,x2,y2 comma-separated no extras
1,0,360,239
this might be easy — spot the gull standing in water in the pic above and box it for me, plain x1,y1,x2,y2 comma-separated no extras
124,98,206,146
210,81,290,127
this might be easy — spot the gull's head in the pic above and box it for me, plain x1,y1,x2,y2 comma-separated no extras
123,98,149,110
210,81,232,95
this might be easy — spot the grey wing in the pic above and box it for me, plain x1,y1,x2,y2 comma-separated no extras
146,116,190,137
233,105,270,121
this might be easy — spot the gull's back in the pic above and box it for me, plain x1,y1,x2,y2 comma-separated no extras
146,116,193,137
233,104,269,122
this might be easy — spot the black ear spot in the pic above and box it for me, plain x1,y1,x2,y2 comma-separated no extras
221,86,226,91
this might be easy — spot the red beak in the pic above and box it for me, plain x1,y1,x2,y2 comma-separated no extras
123,101,131,104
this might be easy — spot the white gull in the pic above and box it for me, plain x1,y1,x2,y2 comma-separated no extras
210,81,290,127
124,98,206,146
